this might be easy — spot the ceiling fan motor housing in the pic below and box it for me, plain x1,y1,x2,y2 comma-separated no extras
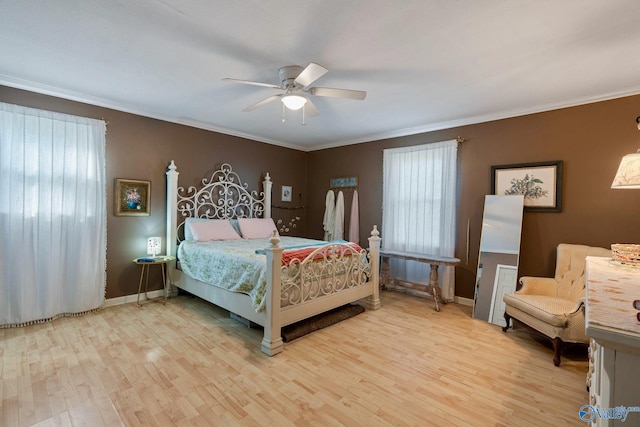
279,66,304,88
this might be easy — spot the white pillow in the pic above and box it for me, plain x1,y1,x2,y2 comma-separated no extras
237,218,278,239
187,219,242,241
184,218,208,241
184,218,243,240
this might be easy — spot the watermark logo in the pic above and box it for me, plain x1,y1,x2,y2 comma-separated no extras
579,405,640,423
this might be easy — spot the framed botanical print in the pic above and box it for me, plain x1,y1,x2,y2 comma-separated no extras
491,160,562,212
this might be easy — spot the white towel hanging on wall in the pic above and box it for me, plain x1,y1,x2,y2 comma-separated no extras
349,190,359,244
323,190,335,241
333,191,345,240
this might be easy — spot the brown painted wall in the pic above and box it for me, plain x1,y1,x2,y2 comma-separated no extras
5,85,640,301
0,86,308,299
307,95,640,299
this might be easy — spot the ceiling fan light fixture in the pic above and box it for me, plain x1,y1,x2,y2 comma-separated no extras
281,93,307,110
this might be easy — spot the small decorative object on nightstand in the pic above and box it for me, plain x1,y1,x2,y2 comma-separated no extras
133,255,175,305
147,236,161,257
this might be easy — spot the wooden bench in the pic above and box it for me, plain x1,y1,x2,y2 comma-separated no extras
380,249,460,311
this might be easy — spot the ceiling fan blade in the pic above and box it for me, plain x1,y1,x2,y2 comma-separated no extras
304,99,320,118
294,63,328,88
223,78,281,89
242,95,282,112
310,87,367,100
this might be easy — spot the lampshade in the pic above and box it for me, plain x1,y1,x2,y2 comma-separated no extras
147,236,161,256
281,93,307,110
611,150,640,189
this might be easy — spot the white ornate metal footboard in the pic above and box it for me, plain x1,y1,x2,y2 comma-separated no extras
165,161,380,356
281,243,370,307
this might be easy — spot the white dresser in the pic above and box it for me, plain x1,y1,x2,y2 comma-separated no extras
585,256,640,427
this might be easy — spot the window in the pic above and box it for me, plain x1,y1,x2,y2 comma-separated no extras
0,102,106,326
382,140,457,300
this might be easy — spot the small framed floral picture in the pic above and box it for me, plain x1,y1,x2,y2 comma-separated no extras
491,160,563,212
281,185,292,202
115,178,151,216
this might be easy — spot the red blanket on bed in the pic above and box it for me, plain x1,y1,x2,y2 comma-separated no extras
281,242,363,266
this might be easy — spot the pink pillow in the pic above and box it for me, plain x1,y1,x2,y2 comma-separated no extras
237,218,278,239
188,220,242,241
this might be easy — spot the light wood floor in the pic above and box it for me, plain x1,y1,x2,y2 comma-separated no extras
1,291,590,426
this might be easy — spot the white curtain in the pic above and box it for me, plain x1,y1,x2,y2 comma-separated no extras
0,102,106,327
382,140,457,300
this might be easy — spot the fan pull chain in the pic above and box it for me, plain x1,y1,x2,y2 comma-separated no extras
302,105,306,125
282,103,286,123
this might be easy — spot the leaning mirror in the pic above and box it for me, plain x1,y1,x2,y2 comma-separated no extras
473,195,524,325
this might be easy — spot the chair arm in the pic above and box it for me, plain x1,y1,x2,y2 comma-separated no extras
516,276,558,297
566,299,585,316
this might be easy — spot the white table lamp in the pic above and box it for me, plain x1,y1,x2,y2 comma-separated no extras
147,237,161,256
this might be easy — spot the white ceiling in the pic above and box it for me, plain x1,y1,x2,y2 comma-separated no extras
2,1,640,151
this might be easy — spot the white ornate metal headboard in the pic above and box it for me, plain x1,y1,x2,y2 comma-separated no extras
165,161,272,256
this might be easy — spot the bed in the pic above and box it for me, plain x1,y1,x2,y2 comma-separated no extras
165,161,381,356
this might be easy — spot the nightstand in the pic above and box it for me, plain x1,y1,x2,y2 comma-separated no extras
585,256,640,425
133,256,176,305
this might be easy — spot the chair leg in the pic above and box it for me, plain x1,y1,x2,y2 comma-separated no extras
552,337,564,367
502,312,512,332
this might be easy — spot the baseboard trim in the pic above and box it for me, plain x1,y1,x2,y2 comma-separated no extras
105,290,474,308
453,296,474,306
104,289,165,307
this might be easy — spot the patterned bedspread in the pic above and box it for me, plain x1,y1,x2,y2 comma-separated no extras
177,236,325,312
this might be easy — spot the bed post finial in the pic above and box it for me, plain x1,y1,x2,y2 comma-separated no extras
270,229,280,247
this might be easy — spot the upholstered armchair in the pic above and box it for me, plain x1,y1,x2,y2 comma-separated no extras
502,243,611,366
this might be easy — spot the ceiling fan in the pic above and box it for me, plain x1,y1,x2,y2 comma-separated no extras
223,63,366,118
